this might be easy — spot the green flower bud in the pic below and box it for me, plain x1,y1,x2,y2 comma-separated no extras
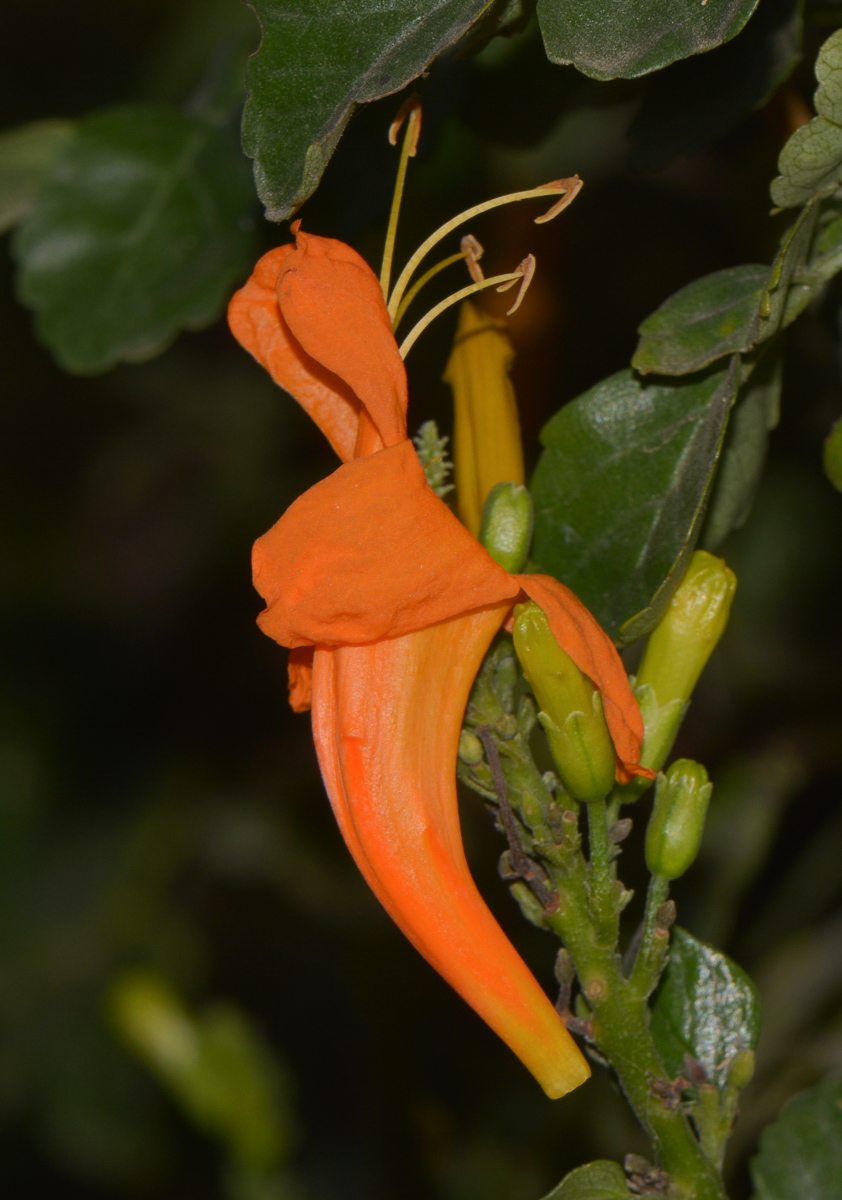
638,551,737,708
727,1048,756,1092
478,482,533,573
621,552,737,800
645,759,712,880
513,601,615,804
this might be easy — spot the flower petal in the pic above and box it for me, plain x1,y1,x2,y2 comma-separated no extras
278,229,408,453
228,246,360,462
514,574,652,784
253,439,520,649
311,620,591,1099
287,646,314,713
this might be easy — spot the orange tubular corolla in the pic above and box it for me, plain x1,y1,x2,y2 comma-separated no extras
228,224,652,1099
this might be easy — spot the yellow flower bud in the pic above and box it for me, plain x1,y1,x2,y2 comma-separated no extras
637,550,737,707
444,300,525,537
513,601,616,804
618,551,737,801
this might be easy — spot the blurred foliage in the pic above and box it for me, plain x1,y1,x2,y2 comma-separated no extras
1,1,842,1199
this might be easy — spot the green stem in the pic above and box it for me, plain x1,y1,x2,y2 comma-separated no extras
630,874,671,999
544,863,726,1200
586,798,617,945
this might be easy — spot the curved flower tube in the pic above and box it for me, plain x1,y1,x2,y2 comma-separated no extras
229,225,652,1098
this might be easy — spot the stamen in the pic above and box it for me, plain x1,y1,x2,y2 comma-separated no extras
496,254,535,316
462,234,485,283
394,252,469,328
398,260,535,360
387,175,582,322
393,236,485,329
379,94,422,300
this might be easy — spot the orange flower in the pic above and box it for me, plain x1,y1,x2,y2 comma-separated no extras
229,224,651,1098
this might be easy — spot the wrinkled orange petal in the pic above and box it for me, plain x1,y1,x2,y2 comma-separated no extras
252,439,521,649
287,646,314,713
278,228,408,453
228,246,360,462
311,618,590,1099
513,574,654,784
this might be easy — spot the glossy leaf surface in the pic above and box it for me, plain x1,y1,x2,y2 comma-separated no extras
751,1073,842,1200
536,0,760,81
652,927,760,1090
13,105,255,374
531,361,738,644
542,1160,631,1199
242,0,488,221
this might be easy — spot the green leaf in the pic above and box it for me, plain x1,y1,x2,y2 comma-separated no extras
632,266,768,376
628,0,802,170
531,360,739,644
633,201,819,376
787,198,842,319
542,1160,631,1199
242,0,489,221
651,927,760,1090
751,1073,842,1200
702,349,782,551
771,29,842,208
13,105,256,374
0,119,76,234
536,0,760,81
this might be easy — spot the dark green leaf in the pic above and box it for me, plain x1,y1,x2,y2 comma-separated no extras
760,197,820,338
652,927,760,1090
632,266,768,376
531,361,739,644
771,29,842,208
703,349,781,551
633,202,818,376
751,1073,842,1200
0,119,76,234
536,0,760,81
13,105,256,375
628,0,802,170
542,1160,630,1200
788,198,842,317
242,0,488,221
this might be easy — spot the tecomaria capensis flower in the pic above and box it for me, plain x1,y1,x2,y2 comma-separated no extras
228,179,651,1099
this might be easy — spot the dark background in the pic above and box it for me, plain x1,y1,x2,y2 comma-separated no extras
2,2,842,1197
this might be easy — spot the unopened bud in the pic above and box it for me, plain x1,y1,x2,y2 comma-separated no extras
458,730,484,765
727,1048,755,1092
444,300,525,537
513,602,615,803
638,551,737,707
645,759,712,880
630,552,736,792
479,482,533,573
